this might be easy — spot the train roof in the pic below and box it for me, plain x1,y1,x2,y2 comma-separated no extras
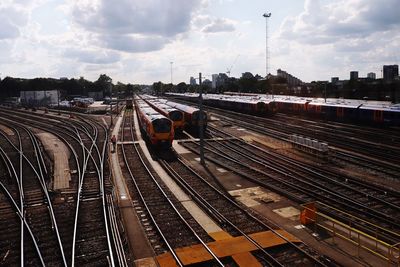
147,100,182,114
166,92,400,111
141,94,203,114
188,93,275,104
136,99,169,121
164,100,201,113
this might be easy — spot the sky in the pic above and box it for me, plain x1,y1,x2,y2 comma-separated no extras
0,0,399,84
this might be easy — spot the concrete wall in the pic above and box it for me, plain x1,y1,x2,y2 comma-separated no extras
20,90,59,106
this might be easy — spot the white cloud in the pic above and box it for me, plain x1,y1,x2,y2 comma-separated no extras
192,15,236,33
202,18,236,33
64,48,121,64
0,5,29,40
100,34,168,53
69,0,202,53
279,0,400,43
274,0,400,80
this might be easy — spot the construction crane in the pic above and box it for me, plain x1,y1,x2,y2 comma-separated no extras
226,54,240,77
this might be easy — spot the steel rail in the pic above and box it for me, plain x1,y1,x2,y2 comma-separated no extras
162,158,329,266
0,151,45,266
0,122,68,266
122,110,224,267
160,160,283,267
184,138,400,243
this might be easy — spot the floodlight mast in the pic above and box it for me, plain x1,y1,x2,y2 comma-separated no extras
263,12,271,78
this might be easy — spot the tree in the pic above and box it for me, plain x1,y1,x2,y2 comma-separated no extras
238,76,257,93
0,77,22,99
94,74,113,96
152,81,163,96
176,82,187,93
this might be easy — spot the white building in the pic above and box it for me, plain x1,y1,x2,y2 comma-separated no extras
20,90,59,106
211,74,218,89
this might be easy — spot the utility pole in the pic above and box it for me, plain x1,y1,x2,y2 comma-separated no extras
57,89,60,115
110,102,113,127
324,82,327,103
198,72,205,165
263,12,271,77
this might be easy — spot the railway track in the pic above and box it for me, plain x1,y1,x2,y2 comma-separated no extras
181,126,400,245
0,120,66,266
172,98,400,178
119,109,225,266
159,157,333,266
0,107,126,266
120,106,336,266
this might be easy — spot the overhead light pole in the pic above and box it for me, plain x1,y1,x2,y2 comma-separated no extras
263,12,271,78
198,72,205,165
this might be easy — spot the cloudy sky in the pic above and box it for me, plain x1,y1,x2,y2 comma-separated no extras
0,0,399,84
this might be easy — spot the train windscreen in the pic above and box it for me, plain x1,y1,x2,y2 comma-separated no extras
153,118,172,133
169,111,183,121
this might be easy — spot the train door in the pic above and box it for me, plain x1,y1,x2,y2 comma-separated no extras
315,105,322,115
373,110,383,123
336,107,344,118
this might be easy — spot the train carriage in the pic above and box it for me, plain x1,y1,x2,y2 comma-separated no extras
166,93,276,116
275,98,310,114
166,92,400,126
143,99,185,132
383,106,400,126
162,100,208,132
135,98,174,148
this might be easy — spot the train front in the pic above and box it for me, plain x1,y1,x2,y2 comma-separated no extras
151,116,174,148
167,109,184,132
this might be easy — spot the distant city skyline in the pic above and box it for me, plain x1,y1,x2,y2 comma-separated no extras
0,0,399,84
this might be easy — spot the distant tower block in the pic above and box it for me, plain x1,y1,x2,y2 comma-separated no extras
263,12,271,77
350,71,358,80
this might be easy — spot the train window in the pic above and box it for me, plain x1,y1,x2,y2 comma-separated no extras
169,111,183,121
153,119,171,133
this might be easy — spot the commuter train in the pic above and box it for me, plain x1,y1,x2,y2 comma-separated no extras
141,97,185,132
168,93,400,126
135,98,174,148
159,99,208,132
166,93,276,116
126,98,133,109
279,98,400,126
140,94,208,132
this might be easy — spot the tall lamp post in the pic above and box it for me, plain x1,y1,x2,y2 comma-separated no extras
198,72,205,165
263,12,271,77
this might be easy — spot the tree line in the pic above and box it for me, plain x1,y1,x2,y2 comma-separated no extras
0,74,141,100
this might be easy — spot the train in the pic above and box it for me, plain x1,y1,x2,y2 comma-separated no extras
126,98,133,109
166,93,277,116
159,99,208,133
140,96,185,132
135,97,174,148
167,93,400,126
277,97,400,126
140,94,208,133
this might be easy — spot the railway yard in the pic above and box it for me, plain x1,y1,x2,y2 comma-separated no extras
0,95,399,267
